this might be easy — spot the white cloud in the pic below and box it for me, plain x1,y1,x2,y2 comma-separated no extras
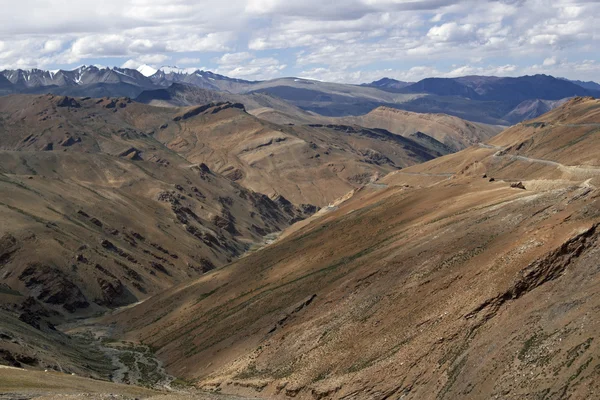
427,22,476,43
177,57,201,65
216,55,287,80
0,0,599,82
430,13,443,22
543,56,558,67
42,40,63,53
299,63,522,84
445,64,518,78
215,52,253,65
139,54,170,64
525,59,600,79
121,54,170,69
122,59,142,69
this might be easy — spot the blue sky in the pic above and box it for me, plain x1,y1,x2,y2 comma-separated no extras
0,0,599,83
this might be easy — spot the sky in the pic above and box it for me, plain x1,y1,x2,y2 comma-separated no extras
0,0,599,83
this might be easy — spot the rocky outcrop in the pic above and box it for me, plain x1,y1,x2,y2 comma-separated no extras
55,96,80,108
360,148,396,166
268,294,317,334
466,223,599,333
103,98,130,109
18,263,89,312
60,136,81,147
212,210,238,235
118,147,142,160
0,233,19,267
18,296,58,330
223,167,244,181
96,277,137,307
172,102,245,121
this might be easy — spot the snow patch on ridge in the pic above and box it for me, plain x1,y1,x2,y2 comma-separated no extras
137,64,158,77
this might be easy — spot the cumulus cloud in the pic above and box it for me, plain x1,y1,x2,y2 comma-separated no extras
299,63,522,84
121,59,143,69
543,56,558,67
215,52,254,65
215,52,287,80
177,57,202,65
0,0,599,82
524,59,600,79
121,54,170,69
427,22,476,43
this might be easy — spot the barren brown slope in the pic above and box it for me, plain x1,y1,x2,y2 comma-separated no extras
152,103,442,207
0,94,315,373
383,96,600,185
108,97,600,399
0,94,446,207
135,84,503,152
340,106,504,152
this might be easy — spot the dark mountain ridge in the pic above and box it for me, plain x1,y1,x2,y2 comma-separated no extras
362,77,413,91
401,74,598,104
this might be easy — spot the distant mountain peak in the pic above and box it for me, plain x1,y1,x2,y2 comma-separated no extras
137,64,158,77
560,77,600,91
362,77,412,91
372,77,404,85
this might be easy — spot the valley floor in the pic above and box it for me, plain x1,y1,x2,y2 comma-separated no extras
0,366,257,400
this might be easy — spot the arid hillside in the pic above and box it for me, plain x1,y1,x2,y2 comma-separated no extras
386,96,600,184
0,94,454,207
135,84,504,152
109,97,600,399
0,94,318,374
0,93,475,379
340,106,504,152
152,104,447,207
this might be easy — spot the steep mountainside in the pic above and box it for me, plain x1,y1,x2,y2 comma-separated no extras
29,82,149,99
0,94,320,374
0,94,451,208
151,103,444,206
238,75,597,124
244,78,421,117
109,97,600,399
503,98,570,125
0,75,16,98
135,84,503,153
391,75,598,124
339,106,503,152
0,94,315,314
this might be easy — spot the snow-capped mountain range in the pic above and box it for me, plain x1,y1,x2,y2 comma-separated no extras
1,65,150,89
0,65,253,93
